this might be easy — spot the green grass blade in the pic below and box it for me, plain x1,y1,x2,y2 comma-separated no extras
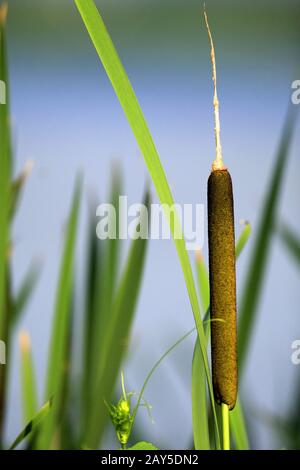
192,339,210,450
238,109,297,369
10,160,33,219
81,198,101,430
36,176,82,449
9,400,52,450
59,295,75,450
279,225,300,267
0,2,9,347
235,221,251,259
90,170,122,382
0,3,11,442
195,251,210,316
104,167,122,303
82,170,122,436
74,0,218,443
85,191,150,448
19,331,38,425
12,260,41,326
230,397,249,450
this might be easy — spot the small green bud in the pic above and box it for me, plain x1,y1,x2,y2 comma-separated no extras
119,399,130,414
107,395,132,447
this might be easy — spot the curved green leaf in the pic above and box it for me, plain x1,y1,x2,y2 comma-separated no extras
9,400,52,450
74,0,218,445
230,398,249,450
279,225,300,267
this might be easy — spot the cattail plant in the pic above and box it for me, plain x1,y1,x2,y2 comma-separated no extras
204,10,238,450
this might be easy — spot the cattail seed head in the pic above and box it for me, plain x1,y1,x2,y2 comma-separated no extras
208,168,237,410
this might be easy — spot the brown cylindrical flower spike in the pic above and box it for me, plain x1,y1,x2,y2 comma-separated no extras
208,168,237,409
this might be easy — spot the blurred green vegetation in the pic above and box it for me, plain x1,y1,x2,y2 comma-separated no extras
6,0,300,66
0,0,299,450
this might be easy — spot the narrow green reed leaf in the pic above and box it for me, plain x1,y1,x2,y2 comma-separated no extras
90,169,122,386
19,331,38,425
230,397,249,450
9,400,52,450
195,250,210,316
81,198,101,431
239,109,297,369
82,170,122,438
279,225,300,267
74,0,219,445
0,1,10,351
235,221,251,259
192,339,210,450
12,260,42,326
36,176,82,449
0,3,12,442
85,191,150,448
10,160,34,219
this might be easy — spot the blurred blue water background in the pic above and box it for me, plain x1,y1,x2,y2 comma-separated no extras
4,0,300,449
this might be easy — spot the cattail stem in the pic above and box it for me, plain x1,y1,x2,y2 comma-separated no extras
221,403,230,450
205,8,238,421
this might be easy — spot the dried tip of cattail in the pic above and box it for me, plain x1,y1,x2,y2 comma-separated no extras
21,159,35,181
212,159,226,172
239,219,250,226
19,330,31,353
0,2,8,26
195,247,204,263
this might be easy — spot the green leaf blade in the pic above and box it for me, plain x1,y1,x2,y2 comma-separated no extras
279,225,300,267
85,191,150,448
238,109,297,369
9,400,52,450
19,331,38,425
0,5,12,444
195,251,210,316
230,398,249,450
235,222,251,259
74,0,218,444
12,260,41,326
192,339,210,450
36,176,82,449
